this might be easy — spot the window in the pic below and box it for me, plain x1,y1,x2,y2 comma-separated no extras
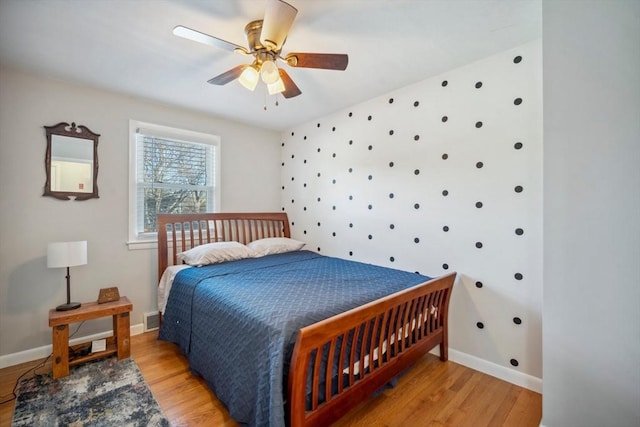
128,120,220,249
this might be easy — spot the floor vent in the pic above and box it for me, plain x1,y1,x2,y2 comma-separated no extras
144,312,160,332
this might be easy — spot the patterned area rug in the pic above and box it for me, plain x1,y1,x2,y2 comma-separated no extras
12,357,170,427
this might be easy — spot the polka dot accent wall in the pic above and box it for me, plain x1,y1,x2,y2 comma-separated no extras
280,41,543,380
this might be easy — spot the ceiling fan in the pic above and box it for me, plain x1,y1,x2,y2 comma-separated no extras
173,0,348,99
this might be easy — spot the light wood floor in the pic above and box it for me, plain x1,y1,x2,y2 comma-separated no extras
0,331,541,426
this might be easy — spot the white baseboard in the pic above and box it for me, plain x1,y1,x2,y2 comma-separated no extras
430,347,542,393
0,323,144,369
2,326,542,395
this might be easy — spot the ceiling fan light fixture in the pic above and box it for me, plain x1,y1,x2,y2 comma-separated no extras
239,65,259,91
267,77,285,95
260,60,280,85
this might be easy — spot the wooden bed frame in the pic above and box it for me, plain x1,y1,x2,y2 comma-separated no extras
157,212,455,427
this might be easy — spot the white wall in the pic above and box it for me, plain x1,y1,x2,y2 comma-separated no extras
542,1,640,426
0,66,282,361
281,40,543,390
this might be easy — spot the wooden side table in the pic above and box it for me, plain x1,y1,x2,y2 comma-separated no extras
48,296,133,379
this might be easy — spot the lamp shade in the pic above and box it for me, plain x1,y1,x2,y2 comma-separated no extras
47,241,87,268
239,65,259,91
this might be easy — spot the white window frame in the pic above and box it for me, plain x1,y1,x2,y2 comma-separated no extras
127,120,221,250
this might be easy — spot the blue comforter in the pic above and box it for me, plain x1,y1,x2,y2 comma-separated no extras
159,250,430,427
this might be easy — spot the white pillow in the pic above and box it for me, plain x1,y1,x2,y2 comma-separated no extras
248,237,305,257
177,241,253,266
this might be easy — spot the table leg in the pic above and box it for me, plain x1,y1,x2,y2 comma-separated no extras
52,324,69,379
114,312,130,359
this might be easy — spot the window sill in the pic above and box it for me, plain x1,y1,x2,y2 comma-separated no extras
127,239,158,251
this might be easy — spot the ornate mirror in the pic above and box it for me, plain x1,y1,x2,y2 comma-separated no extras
44,122,100,201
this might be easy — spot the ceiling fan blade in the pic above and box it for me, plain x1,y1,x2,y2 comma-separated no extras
207,65,248,85
173,25,249,54
260,0,298,51
285,53,349,70
278,68,301,98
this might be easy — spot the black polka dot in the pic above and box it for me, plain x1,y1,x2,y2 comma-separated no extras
414,169,420,175
388,98,394,104
515,228,524,236
317,197,321,202
514,142,523,150
349,223,353,228
514,98,523,106
475,281,483,288
332,126,336,131
515,273,523,280
476,322,484,329
317,222,321,226
290,132,294,136
514,55,522,64
389,193,394,199
349,140,353,145
317,123,320,127
510,359,519,367
443,226,449,232
332,232,336,237
441,80,448,87
389,162,394,167
304,136,307,140
475,81,482,89
442,190,449,196
414,135,420,141
515,185,523,193
441,116,448,122
303,183,307,187
390,257,395,262
332,206,336,210
442,153,448,160
332,153,336,158
368,234,373,240
317,148,321,152
349,195,353,200
368,175,373,180
348,168,353,173
303,159,307,164
317,247,321,251
414,237,420,243
513,317,522,325
389,130,394,136
332,179,336,184
442,263,449,270
282,162,285,166
348,112,353,117
367,115,373,121
476,162,484,168
368,204,373,210
476,201,483,208
475,242,483,249
282,142,285,146
368,145,373,150
414,203,420,209
303,207,307,211
475,121,483,128
389,224,395,230
317,172,321,177
414,101,420,107
349,251,353,256
303,230,307,234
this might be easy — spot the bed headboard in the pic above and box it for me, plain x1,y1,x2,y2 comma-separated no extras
156,212,290,281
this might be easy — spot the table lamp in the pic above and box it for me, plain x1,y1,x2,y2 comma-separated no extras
47,240,87,311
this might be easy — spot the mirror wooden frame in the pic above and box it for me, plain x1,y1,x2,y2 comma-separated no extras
44,122,100,201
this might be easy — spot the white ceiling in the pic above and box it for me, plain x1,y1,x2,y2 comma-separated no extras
0,0,541,131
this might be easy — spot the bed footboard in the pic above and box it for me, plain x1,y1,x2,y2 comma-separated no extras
288,272,456,427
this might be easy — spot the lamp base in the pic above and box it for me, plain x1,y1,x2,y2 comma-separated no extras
56,302,81,311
